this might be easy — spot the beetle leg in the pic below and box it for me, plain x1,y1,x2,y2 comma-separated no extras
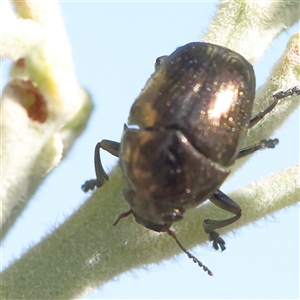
250,86,300,127
203,189,242,251
154,55,168,70
236,138,279,159
81,140,120,192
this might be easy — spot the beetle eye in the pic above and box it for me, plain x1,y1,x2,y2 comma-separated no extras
162,209,184,223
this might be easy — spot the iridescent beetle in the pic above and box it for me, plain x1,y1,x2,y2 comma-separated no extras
82,42,299,275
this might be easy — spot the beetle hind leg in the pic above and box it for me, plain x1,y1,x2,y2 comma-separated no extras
236,138,279,159
203,189,242,251
81,140,120,192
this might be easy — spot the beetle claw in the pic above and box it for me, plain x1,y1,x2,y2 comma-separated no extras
81,178,106,192
209,231,226,251
81,180,96,192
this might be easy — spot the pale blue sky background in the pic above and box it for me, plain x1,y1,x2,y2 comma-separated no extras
1,2,299,299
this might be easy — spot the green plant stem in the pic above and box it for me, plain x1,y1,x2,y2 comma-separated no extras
1,164,299,299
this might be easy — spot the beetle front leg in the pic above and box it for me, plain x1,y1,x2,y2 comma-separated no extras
203,189,242,251
81,140,120,192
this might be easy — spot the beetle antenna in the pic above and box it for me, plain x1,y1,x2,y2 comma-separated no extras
165,226,213,276
113,209,133,226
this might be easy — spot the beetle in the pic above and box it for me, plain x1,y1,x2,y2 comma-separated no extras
82,42,299,276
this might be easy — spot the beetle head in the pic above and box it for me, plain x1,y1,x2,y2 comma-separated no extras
113,204,213,276
122,188,185,230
